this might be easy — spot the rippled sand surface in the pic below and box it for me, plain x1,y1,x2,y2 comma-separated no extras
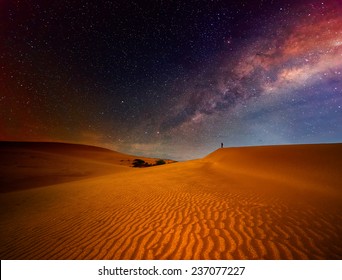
0,142,341,259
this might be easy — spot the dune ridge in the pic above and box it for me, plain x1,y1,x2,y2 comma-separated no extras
0,142,341,259
0,141,173,192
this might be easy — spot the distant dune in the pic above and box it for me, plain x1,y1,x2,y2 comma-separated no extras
0,141,173,192
0,142,341,259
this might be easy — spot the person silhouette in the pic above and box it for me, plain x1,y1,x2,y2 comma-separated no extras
221,143,223,148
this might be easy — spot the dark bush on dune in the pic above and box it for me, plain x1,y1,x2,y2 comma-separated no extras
132,159,146,167
132,158,166,167
155,159,166,165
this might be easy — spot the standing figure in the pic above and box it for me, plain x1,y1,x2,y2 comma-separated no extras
221,143,223,148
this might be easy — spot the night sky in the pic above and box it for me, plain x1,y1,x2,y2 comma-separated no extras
1,0,341,160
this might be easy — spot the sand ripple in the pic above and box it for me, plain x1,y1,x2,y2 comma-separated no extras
1,144,341,259
1,177,341,259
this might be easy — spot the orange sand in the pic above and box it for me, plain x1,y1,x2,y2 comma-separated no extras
0,142,341,259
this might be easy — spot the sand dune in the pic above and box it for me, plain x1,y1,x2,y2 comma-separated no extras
0,142,341,259
0,141,172,192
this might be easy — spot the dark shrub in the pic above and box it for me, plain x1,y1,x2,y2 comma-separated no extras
132,159,145,167
155,159,166,165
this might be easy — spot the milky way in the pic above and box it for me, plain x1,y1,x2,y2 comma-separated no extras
1,0,341,160
156,0,342,158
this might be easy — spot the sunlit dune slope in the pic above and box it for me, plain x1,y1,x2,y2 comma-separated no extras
205,144,342,188
0,143,341,259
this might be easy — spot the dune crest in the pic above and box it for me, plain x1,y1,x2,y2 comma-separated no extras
0,142,341,259
0,141,173,192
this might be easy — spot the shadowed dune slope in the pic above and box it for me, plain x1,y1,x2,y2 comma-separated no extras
0,141,171,192
0,143,341,259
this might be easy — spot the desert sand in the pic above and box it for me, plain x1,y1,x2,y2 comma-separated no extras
0,142,341,259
